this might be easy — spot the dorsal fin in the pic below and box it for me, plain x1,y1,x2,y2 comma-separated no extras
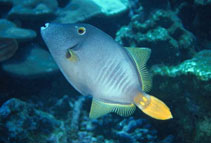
89,98,136,119
125,47,152,92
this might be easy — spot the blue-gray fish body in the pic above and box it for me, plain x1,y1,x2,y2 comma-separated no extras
41,23,172,120
41,23,140,104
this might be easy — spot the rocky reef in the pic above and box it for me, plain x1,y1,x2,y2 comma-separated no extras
0,38,18,62
1,0,58,21
150,49,210,142
55,0,129,24
152,50,211,81
0,96,172,143
0,0,210,143
0,19,36,40
115,9,196,65
0,98,63,143
2,44,58,77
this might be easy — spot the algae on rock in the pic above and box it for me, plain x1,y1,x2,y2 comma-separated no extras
2,44,58,77
150,50,211,143
0,98,65,143
0,19,36,40
0,38,18,62
0,0,58,21
151,50,211,81
115,9,196,65
55,0,129,24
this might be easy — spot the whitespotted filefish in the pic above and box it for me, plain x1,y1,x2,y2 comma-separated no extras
40,23,173,120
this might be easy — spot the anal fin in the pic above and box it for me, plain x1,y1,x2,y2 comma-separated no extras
89,98,136,119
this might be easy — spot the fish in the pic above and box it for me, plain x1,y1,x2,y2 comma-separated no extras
40,23,173,120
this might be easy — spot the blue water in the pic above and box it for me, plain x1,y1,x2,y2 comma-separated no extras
0,0,210,143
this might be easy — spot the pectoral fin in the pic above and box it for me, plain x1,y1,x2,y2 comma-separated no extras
66,49,78,62
133,93,173,120
89,98,136,119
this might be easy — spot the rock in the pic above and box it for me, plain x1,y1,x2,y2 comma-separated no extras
92,0,129,16
5,0,58,21
139,0,170,10
194,0,211,5
115,9,196,65
49,95,73,120
171,0,211,43
57,0,69,8
159,135,174,143
0,95,171,143
151,50,211,81
194,116,211,143
2,44,58,77
0,38,18,62
0,98,64,143
80,113,165,143
114,117,158,143
0,0,12,18
150,50,211,143
0,19,36,41
55,0,129,23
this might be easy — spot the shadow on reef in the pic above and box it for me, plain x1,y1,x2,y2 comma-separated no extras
0,0,210,143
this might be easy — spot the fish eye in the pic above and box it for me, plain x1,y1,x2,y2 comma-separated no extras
77,27,86,35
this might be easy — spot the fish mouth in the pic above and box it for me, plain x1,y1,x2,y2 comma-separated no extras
41,23,49,31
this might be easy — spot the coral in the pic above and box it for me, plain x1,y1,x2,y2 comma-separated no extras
0,0,58,21
159,135,174,143
0,19,35,62
49,95,73,120
115,9,196,65
194,116,211,143
150,50,211,143
0,18,36,62
114,117,158,143
55,0,129,24
0,38,18,62
69,97,86,139
0,85,174,143
171,0,211,42
194,0,211,5
0,19,36,40
0,98,65,143
2,44,58,77
151,50,211,81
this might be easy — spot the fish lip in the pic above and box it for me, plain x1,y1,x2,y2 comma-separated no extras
41,23,49,31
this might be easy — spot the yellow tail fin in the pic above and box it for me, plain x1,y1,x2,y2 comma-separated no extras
134,93,173,120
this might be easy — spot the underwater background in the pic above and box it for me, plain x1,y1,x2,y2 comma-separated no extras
0,0,210,143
